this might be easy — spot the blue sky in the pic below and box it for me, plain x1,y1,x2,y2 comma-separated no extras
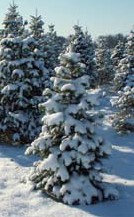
0,0,134,38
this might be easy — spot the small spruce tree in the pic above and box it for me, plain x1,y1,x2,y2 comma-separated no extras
26,46,118,205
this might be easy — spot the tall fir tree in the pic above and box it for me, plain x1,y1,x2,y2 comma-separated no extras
111,28,134,132
44,24,65,77
2,2,24,37
29,12,49,90
44,24,59,76
29,12,44,39
0,36,45,144
40,24,66,89
96,38,115,85
26,46,118,205
0,7,47,144
114,28,134,90
111,41,125,70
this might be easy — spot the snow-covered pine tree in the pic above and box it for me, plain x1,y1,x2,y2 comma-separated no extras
69,25,97,87
111,41,125,70
111,28,134,132
96,37,115,85
44,24,65,76
0,35,45,144
26,46,118,205
43,24,58,78
0,8,47,144
2,2,24,37
0,2,24,94
114,28,134,91
40,24,66,89
84,29,97,84
29,12,49,90
29,12,44,39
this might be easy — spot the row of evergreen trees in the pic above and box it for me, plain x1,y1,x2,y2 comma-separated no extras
0,3,66,143
111,29,134,132
0,2,97,144
0,2,133,205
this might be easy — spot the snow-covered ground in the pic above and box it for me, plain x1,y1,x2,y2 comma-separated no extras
0,88,134,217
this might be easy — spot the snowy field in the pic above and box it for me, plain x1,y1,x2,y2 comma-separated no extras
0,89,134,217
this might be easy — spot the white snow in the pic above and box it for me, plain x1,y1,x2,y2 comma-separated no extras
0,87,134,216
56,165,69,182
62,52,80,63
61,83,76,92
39,154,59,172
60,173,98,205
42,112,64,126
12,69,24,78
55,66,70,76
9,112,28,123
1,84,18,93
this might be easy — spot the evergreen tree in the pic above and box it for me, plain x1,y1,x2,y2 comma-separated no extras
44,24,59,76
2,2,24,37
0,10,47,144
44,24,65,76
26,47,118,205
0,35,45,144
29,12,44,39
114,28,134,90
111,28,134,132
40,24,66,88
111,41,125,69
29,12,49,90
69,25,97,87
96,38,114,85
